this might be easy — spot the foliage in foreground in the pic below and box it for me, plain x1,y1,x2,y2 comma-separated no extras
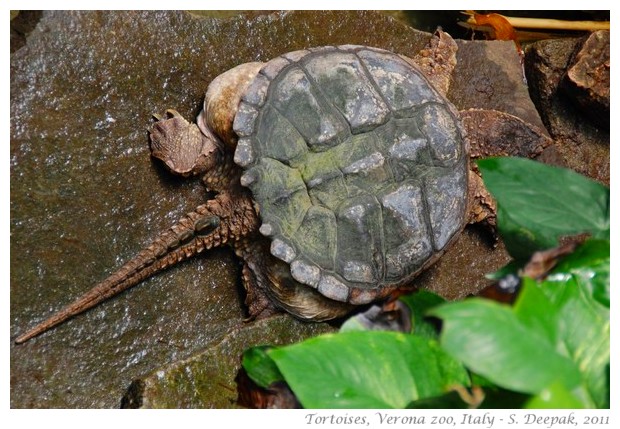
241,157,610,409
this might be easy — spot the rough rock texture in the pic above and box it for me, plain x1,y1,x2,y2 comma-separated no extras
565,30,610,129
11,10,548,408
10,11,42,53
449,39,548,134
525,36,609,185
120,315,333,408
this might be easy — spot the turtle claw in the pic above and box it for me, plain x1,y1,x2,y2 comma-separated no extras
151,109,182,123
165,109,182,118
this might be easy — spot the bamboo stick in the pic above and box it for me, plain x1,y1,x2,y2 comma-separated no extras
503,16,609,31
462,12,609,32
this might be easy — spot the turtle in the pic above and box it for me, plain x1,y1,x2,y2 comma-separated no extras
16,31,550,344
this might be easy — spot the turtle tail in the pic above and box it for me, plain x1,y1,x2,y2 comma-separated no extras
15,203,224,344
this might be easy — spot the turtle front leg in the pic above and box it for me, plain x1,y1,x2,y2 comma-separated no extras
234,238,282,320
467,170,497,229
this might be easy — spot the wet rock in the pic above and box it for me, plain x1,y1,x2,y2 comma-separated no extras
10,11,42,53
461,109,552,159
449,39,548,133
525,36,609,185
120,315,333,408
564,30,610,129
416,227,510,301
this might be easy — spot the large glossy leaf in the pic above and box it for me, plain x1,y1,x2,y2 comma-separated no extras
526,381,585,409
242,346,283,389
433,242,609,409
267,331,469,409
400,290,446,338
430,298,582,395
478,157,609,260
549,239,610,308
534,240,610,408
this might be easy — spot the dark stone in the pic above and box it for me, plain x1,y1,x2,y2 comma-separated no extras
564,30,610,129
525,36,609,185
10,11,42,53
449,39,548,133
461,109,552,159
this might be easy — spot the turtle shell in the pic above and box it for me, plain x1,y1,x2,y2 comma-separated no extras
232,45,467,305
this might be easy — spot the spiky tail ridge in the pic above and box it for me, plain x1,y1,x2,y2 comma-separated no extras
15,192,256,344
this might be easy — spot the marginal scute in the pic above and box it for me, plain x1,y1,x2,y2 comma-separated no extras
318,274,349,302
270,238,296,263
259,56,290,80
234,137,255,167
233,45,467,304
239,170,257,187
349,287,382,305
259,223,274,237
290,259,321,288
337,44,365,51
241,73,270,107
282,49,311,63
232,102,259,137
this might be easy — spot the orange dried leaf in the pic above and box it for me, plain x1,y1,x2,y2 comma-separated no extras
471,12,518,42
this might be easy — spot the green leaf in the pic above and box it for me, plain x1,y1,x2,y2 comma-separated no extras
477,157,609,260
267,331,469,409
525,381,586,409
241,346,284,389
431,298,582,394
513,279,559,344
399,290,446,338
531,240,610,407
549,239,610,308
406,391,469,409
497,205,556,260
534,276,610,409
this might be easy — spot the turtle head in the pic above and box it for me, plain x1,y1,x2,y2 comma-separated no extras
149,62,263,181
149,109,221,178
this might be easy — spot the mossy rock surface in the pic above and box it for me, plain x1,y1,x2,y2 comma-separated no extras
121,315,334,408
